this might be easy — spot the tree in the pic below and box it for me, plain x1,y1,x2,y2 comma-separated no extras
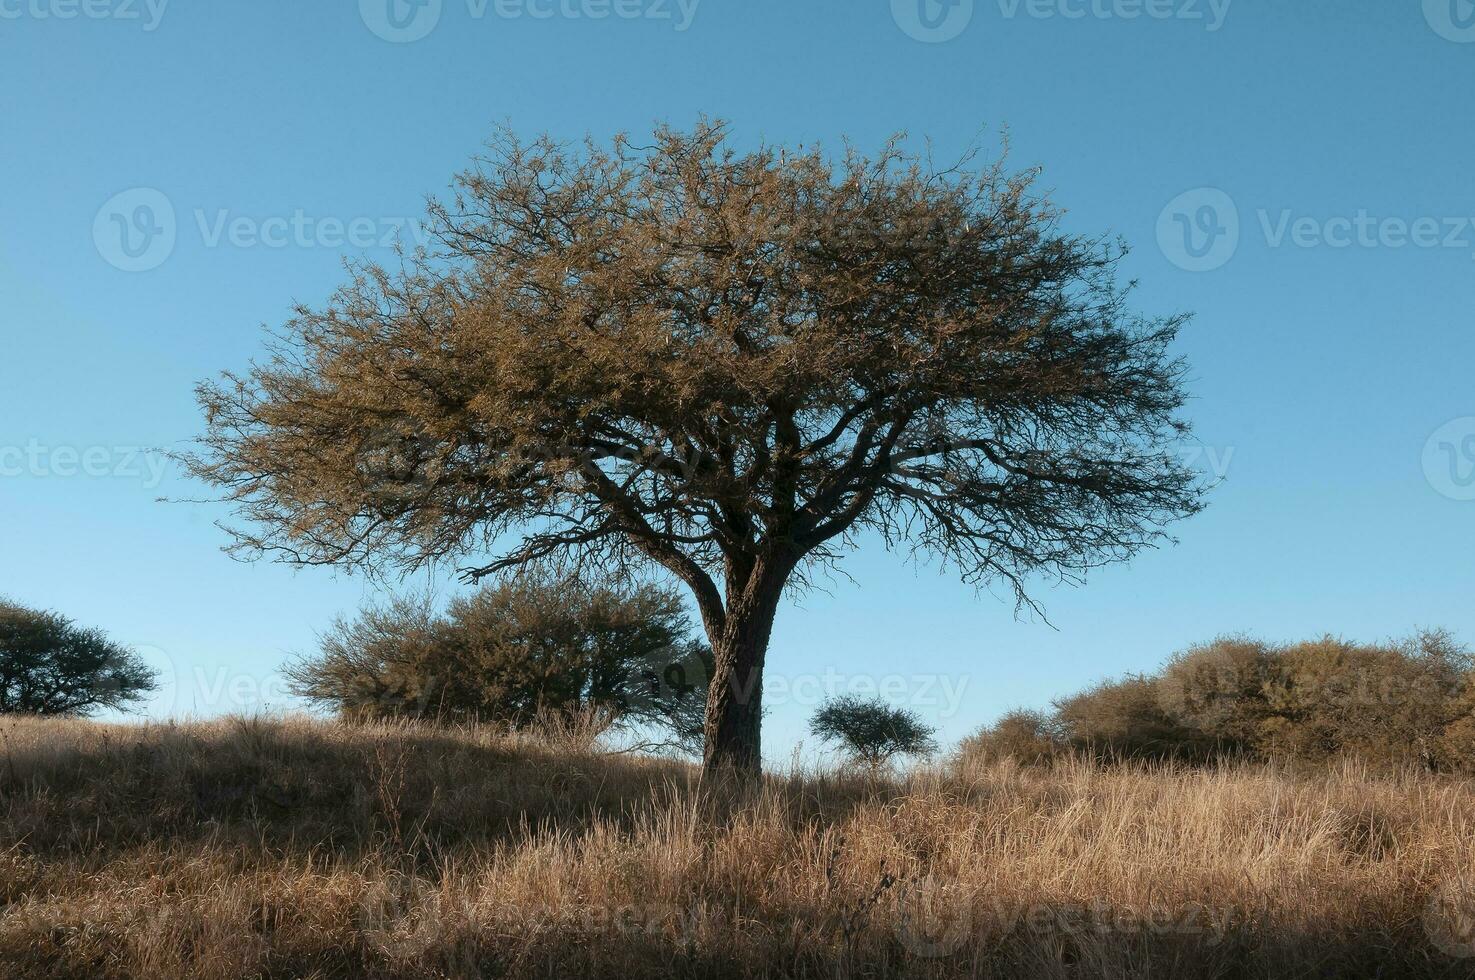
0,600,157,716
809,695,937,771
283,574,710,748
188,121,1205,774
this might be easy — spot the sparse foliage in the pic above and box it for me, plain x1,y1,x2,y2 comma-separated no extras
190,121,1206,773
809,695,937,770
0,600,157,716
282,574,710,750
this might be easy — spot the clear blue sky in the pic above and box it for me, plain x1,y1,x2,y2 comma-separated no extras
3,0,1473,763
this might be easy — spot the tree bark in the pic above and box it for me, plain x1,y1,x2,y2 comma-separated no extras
701,633,767,774
701,559,788,776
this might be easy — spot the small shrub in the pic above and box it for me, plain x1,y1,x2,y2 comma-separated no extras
1053,675,1207,761
809,695,937,771
956,709,1063,767
284,573,710,749
1156,635,1275,751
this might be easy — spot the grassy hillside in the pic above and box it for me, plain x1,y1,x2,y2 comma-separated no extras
0,715,1472,978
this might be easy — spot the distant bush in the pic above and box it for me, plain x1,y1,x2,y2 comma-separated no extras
962,630,1475,772
1156,636,1276,752
1053,675,1211,761
809,695,937,771
0,600,157,716
956,708,1063,767
283,574,710,749
1257,631,1470,768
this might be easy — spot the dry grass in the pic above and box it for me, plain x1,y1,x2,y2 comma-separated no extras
0,715,1473,978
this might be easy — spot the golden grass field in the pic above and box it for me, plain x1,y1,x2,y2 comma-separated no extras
1,714,1473,978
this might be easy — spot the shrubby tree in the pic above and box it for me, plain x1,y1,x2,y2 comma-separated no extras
956,708,1062,766
283,574,710,748
1156,636,1276,752
1256,631,1469,768
190,121,1206,774
809,695,937,770
1052,674,1207,761
0,600,157,716
958,630,1475,771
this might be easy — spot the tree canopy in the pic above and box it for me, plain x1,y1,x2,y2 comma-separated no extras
190,121,1205,772
809,695,938,770
0,601,157,716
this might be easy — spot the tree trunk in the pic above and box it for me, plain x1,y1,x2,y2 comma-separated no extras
701,563,787,776
701,633,766,774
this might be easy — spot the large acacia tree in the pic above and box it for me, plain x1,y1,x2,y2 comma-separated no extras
191,122,1204,774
